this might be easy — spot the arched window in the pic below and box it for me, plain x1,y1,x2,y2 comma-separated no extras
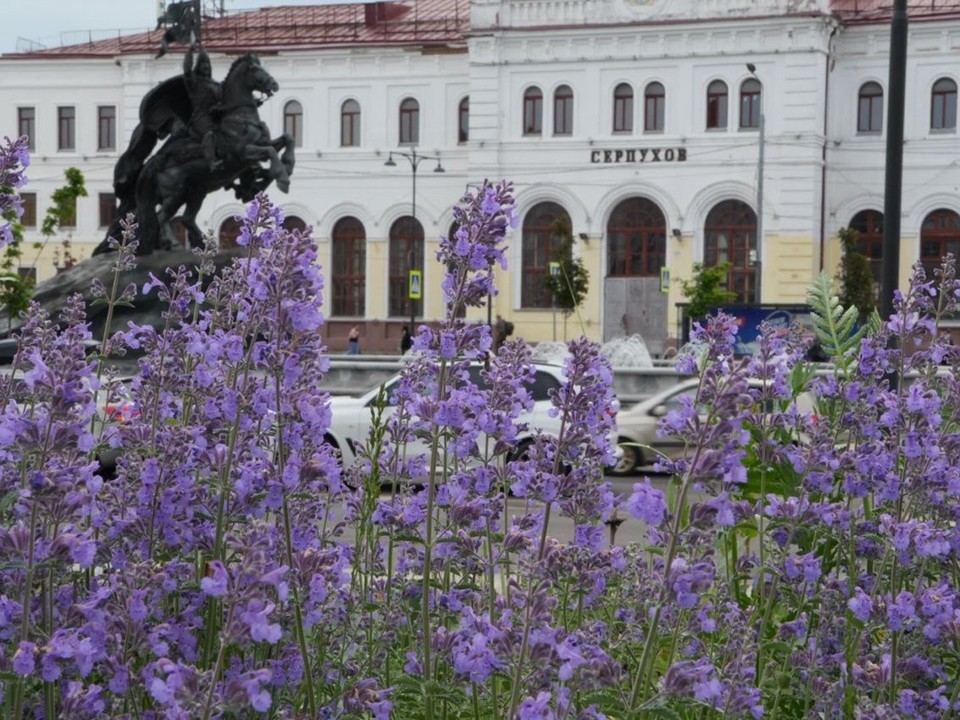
931,78,958,131
284,100,303,147
332,217,366,317
399,98,419,145
523,87,543,136
607,198,666,277
521,202,570,308
283,215,307,233
458,97,469,144
554,85,574,136
218,217,241,250
848,210,883,287
706,80,728,130
920,208,960,278
740,78,762,129
704,200,758,304
644,82,665,133
857,82,883,133
341,99,361,147
613,83,634,133
389,216,424,317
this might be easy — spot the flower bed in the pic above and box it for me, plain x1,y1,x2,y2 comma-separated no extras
0,134,959,718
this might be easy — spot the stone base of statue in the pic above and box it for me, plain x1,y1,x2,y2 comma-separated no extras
0,248,245,342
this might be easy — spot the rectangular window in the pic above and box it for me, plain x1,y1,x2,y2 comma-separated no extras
458,100,469,144
99,193,117,228
98,106,116,150
523,94,543,135
613,94,633,133
19,192,37,228
645,95,664,132
399,105,419,145
18,108,35,150
706,93,727,129
341,109,360,147
740,94,760,129
58,106,76,151
554,91,573,136
932,89,958,130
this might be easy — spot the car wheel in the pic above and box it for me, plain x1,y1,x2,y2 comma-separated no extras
610,441,640,476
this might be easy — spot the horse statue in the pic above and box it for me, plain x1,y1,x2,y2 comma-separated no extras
95,48,295,255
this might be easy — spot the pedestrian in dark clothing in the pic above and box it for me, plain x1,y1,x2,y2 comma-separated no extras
400,326,413,354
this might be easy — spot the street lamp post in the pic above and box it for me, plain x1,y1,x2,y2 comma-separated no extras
747,63,764,305
385,148,445,334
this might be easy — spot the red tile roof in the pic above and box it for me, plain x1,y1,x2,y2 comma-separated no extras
5,0,468,58
831,0,960,22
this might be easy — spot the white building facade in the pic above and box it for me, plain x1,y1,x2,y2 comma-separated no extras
1,0,958,352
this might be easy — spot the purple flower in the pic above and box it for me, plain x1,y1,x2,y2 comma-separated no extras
200,560,229,597
627,479,667,527
242,600,282,644
518,691,555,720
848,586,873,622
241,669,273,712
12,641,36,676
452,632,503,683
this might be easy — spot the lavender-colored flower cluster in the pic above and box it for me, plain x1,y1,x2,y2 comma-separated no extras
0,135,30,248
1,145,960,719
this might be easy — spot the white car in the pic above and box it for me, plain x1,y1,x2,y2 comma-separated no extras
325,362,620,471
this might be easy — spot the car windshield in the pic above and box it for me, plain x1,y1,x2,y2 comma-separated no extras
465,366,561,402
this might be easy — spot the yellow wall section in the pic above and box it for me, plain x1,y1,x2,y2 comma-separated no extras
666,234,694,346
367,238,387,319
762,235,817,304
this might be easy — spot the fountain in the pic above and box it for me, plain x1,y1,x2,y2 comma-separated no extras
530,334,656,369
529,341,570,365
600,334,654,369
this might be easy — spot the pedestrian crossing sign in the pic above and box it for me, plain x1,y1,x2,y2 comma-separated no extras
408,270,423,300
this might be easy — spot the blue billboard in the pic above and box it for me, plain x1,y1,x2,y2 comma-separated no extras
680,304,815,356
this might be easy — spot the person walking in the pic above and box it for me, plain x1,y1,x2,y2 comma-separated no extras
347,325,361,355
400,325,413,354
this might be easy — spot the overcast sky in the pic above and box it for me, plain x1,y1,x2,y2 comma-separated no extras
1,0,354,54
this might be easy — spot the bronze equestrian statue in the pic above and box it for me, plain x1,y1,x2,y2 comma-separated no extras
95,41,295,256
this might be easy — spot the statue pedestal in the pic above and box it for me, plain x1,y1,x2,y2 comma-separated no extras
1,248,246,340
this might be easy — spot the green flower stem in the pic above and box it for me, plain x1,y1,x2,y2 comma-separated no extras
200,603,235,720
422,357,451,720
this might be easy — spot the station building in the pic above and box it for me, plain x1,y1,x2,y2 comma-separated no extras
1,0,958,352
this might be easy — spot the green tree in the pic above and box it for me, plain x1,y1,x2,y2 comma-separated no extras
836,226,876,320
0,208,34,331
680,261,737,321
41,166,87,272
543,215,589,339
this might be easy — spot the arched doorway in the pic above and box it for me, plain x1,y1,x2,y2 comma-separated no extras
848,210,883,289
521,202,570,309
704,200,757,304
331,217,366,317
920,208,960,279
603,197,668,353
389,216,424,319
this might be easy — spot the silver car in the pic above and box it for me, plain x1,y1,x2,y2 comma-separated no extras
611,378,814,475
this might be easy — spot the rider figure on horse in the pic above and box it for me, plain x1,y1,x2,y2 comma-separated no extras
183,44,223,172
